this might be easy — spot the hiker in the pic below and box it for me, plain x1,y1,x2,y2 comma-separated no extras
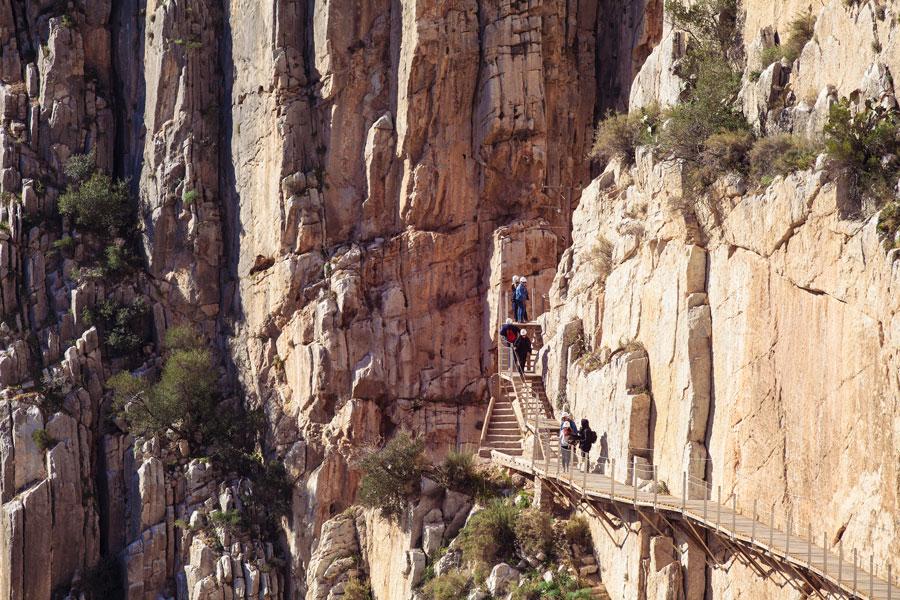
577,418,597,471
499,318,520,371
560,420,574,471
514,328,532,375
510,275,520,320
515,277,530,322
559,411,579,439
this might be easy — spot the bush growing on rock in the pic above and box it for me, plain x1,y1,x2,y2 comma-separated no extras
510,572,593,600
436,450,506,500
108,326,222,443
422,571,470,600
342,575,373,600
877,202,900,249
357,433,428,519
749,134,820,185
31,429,57,452
824,98,900,205
759,12,816,67
458,500,519,572
590,105,660,165
514,509,555,559
58,152,131,234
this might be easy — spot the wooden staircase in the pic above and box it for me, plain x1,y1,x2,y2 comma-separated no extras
479,388,523,458
480,322,555,459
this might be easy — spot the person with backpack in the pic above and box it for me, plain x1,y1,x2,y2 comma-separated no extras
514,328,532,375
560,420,574,471
559,411,579,439
499,318,520,371
515,277,529,322
510,275,520,320
578,419,597,471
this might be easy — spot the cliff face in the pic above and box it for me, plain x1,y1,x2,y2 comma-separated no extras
0,0,897,599
537,1,900,598
0,0,655,598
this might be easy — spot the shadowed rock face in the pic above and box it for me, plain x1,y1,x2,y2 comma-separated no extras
0,0,663,597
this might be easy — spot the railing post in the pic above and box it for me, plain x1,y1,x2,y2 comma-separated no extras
703,484,708,523
823,532,828,579
870,554,874,600
839,539,843,584
582,451,588,493
769,510,774,555
751,500,757,543
716,486,722,532
853,548,858,595
611,459,616,499
786,511,791,556
731,494,737,538
652,466,658,511
807,523,812,569
888,563,892,600
682,472,687,511
632,456,638,508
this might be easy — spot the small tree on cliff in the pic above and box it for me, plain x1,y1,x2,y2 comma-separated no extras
108,325,222,444
58,151,131,235
357,433,430,519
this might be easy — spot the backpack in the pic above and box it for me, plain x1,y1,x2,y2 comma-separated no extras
587,430,598,444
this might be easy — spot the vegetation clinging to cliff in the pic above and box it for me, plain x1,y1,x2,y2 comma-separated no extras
824,98,900,204
58,152,131,235
357,433,429,518
108,325,221,442
760,12,816,67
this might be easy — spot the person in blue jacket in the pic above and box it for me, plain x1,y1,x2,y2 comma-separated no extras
515,277,529,322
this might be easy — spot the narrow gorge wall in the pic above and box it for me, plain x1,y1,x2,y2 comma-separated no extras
0,0,666,598
538,1,900,597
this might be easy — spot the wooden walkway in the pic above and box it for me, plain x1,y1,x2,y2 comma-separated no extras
484,316,898,600
491,451,899,600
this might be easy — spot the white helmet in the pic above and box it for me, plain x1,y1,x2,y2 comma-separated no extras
505,318,512,324
520,329,527,336
512,275,519,282
561,412,571,419
520,276,527,283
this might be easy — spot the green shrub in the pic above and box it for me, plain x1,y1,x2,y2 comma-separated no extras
93,298,150,357
357,433,428,519
183,189,199,205
32,429,58,452
510,572,593,600
665,0,739,57
104,243,128,273
458,500,519,569
422,571,470,600
59,172,130,234
514,508,554,559
824,98,900,203
656,53,748,164
109,328,222,443
760,12,816,66
877,202,900,249
749,134,820,184
64,151,96,183
52,237,75,251
695,130,755,183
208,509,243,533
562,516,592,549
164,324,205,352
590,105,660,165
343,575,373,600
436,450,503,500
759,45,784,68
